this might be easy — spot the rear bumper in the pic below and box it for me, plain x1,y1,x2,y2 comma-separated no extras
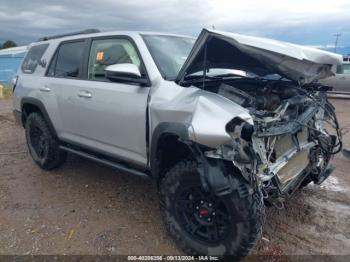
13,110,22,126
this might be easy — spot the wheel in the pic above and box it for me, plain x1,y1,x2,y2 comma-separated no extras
159,160,264,259
25,112,66,170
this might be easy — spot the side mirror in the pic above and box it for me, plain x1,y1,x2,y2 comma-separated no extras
105,63,148,85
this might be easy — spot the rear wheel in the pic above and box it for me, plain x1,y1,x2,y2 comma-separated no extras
159,160,264,258
25,112,66,170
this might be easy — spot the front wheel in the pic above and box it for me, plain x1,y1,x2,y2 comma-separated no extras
159,160,264,258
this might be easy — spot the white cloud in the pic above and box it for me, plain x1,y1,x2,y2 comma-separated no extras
0,0,350,46
208,0,350,29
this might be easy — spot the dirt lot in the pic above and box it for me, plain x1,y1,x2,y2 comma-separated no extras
0,97,349,257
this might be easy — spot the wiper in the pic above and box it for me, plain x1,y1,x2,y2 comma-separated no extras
184,74,216,80
181,74,217,83
181,73,251,85
211,73,251,79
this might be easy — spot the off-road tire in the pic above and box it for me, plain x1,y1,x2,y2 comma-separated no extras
159,160,265,259
25,112,66,170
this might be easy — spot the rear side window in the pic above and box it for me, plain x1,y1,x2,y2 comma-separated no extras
49,41,85,78
21,44,49,74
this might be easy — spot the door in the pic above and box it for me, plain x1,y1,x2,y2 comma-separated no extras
47,37,150,166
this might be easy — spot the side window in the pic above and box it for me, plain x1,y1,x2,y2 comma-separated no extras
54,41,85,78
21,44,49,74
88,38,141,81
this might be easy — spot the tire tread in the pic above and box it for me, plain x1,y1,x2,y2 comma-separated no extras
159,160,265,258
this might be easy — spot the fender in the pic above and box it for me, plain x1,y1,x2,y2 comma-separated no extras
150,122,190,179
150,122,235,196
20,97,58,138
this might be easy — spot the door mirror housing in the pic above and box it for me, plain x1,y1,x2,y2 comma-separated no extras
105,63,148,85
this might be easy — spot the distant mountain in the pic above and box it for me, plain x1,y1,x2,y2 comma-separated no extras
320,46,350,56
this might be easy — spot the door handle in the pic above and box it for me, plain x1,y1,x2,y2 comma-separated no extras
39,87,51,92
78,90,92,98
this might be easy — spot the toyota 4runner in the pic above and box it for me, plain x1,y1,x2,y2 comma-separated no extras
13,28,343,258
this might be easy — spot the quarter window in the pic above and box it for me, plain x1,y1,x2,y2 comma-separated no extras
21,44,49,74
88,38,141,81
54,41,85,78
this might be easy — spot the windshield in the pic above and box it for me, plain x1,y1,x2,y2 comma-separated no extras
142,35,195,80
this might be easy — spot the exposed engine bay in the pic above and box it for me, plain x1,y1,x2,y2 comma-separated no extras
195,78,342,207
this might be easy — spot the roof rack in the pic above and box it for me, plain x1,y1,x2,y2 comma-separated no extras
37,29,100,41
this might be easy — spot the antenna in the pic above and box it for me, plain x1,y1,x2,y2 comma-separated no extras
333,33,341,53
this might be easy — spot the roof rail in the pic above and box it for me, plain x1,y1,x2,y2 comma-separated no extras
37,29,100,41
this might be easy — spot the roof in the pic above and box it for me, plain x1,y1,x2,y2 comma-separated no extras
32,30,193,46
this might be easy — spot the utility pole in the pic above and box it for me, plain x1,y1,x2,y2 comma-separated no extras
333,33,341,53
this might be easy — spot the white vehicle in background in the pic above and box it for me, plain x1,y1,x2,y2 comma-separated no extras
320,55,350,97
0,46,27,85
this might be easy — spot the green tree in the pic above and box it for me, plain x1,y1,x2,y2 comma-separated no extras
1,40,17,49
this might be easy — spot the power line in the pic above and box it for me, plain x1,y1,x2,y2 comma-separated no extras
333,33,341,53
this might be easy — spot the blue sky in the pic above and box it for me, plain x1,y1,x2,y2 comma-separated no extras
0,0,350,54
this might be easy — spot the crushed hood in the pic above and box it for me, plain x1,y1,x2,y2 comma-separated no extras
176,29,343,85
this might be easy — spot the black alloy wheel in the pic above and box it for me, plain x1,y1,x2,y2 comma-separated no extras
175,185,231,243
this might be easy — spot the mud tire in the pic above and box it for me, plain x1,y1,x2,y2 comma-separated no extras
25,112,66,170
159,160,265,259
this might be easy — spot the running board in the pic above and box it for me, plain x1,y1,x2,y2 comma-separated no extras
59,145,149,178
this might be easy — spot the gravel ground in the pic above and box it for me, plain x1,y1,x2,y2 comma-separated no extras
0,97,349,257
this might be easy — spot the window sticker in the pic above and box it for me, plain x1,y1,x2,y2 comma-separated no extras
96,51,104,61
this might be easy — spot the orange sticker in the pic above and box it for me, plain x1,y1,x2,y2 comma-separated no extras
96,51,104,61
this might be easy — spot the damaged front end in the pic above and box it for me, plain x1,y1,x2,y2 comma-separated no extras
167,29,343,206
203,82,341,207
145,29,344,257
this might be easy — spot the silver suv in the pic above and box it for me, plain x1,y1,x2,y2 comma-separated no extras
13,28,343,258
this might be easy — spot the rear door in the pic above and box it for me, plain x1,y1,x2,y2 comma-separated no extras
47,36,150,166
45,40,89,139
